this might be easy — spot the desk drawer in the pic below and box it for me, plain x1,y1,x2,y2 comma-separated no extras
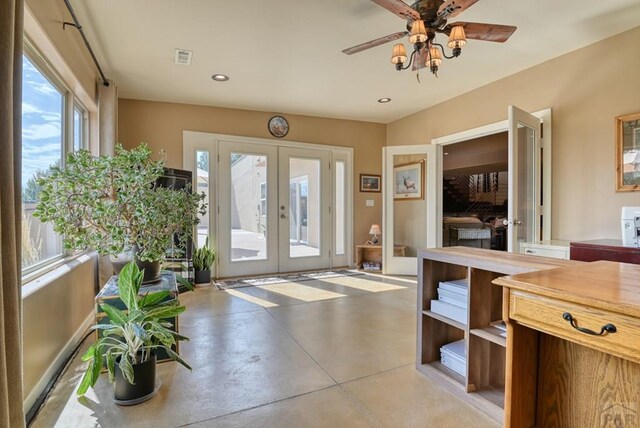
509,290,640,363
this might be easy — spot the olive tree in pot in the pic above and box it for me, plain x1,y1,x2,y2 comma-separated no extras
78,261,190,404
34,143,206,283
193,238,215,285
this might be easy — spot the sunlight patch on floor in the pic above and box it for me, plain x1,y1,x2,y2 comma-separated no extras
225,289,279,308
363,274,417,284
257,283,346,302
334,278,406,293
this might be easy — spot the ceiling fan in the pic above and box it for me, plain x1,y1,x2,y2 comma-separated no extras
342,0,517,76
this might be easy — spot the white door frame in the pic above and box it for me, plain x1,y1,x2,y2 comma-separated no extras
382,144,438,275
183,131,353,277
431,108,552,247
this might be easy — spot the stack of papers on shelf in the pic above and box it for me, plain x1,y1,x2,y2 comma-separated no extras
490,320,507,338
362,261,381,271
440,339,467,376
437,279,468,308
430,278,468,325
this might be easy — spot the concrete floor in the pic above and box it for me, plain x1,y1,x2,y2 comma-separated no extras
31,274,499,428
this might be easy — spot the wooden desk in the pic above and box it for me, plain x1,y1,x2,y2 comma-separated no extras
494,261,640,427
356,244,406,272
570,238,640,264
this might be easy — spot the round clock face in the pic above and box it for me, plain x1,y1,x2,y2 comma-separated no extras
268,116,289,138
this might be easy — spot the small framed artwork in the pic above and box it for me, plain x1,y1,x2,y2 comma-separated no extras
360,174,381,192
394,162,424,200
268,115,289,138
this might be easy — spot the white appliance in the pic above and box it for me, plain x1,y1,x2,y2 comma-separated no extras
621,207,640,247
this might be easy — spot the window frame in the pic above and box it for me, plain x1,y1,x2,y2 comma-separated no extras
21,38,90,279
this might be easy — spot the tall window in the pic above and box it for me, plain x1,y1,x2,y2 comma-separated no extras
21,54,65,272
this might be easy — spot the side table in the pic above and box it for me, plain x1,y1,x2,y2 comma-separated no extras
356,244,407,272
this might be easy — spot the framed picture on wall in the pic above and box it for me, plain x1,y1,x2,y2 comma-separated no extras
394,162,424,200
360,174,381,192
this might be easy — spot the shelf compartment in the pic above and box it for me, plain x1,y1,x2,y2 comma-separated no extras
467,334,506,409
470,326,507,348
419,361,466,387
423,310,466,331
419,314,465,367
468,268,503,330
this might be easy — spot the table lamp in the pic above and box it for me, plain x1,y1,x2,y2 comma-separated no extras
369,224,381,245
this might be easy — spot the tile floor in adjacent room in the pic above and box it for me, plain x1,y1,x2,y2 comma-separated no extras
31,273,499,428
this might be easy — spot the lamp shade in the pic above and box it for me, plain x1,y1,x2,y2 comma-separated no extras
369,224,382,235
427,46,442,67
390,43,408,64
447,25,467,49
409,20,427,45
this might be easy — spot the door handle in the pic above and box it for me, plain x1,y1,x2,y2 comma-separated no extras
502,219,523,226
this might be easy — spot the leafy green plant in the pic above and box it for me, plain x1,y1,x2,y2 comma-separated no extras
77,261,190,396
34,144,206,262
193,238,215,271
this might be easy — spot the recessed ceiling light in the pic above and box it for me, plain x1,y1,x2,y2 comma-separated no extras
211,74,229,82
377,97,392,103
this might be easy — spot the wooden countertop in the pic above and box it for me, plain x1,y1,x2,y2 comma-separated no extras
493,260,640,318
419,247,581,276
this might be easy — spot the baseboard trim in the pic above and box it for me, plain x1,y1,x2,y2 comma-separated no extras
23,312,94,413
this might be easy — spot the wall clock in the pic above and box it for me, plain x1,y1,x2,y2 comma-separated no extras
268,116,289,138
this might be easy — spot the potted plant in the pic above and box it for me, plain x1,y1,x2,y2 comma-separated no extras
34,143,206,283
193,238,215,285
77,261,190,404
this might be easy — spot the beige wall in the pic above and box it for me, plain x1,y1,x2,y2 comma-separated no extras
22,255,97,409
118,99,386,247
388,26,640,241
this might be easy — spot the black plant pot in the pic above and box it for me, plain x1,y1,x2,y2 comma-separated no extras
194,269,211,285
110,247,161,284
113,353,157,405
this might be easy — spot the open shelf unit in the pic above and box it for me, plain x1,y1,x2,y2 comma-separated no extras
416,247,578,424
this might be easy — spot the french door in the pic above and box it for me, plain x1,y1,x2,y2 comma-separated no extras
506,105,542,252
217,141,331,277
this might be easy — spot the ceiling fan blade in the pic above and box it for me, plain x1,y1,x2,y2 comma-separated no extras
342,31,408,55
369,0,421,20
438,0,479,19
446,22,517,42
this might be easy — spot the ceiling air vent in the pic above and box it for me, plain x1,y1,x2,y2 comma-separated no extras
174,49,193,65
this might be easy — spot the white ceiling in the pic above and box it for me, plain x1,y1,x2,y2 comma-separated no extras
71,0,640,123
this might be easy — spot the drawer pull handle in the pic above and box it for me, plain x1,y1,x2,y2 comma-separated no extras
562,312,617,336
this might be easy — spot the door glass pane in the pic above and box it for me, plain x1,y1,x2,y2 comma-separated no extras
231,153,267,261
516,124,536,246
289,158,320,257
393,154,427,257
335,161,345,255
196,150,209,248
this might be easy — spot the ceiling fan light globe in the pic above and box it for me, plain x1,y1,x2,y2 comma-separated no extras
390,43,408,64
428,47,443,67
409,20,428,45
447,26,467,49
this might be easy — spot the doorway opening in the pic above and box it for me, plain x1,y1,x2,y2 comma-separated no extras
442,132,509,251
